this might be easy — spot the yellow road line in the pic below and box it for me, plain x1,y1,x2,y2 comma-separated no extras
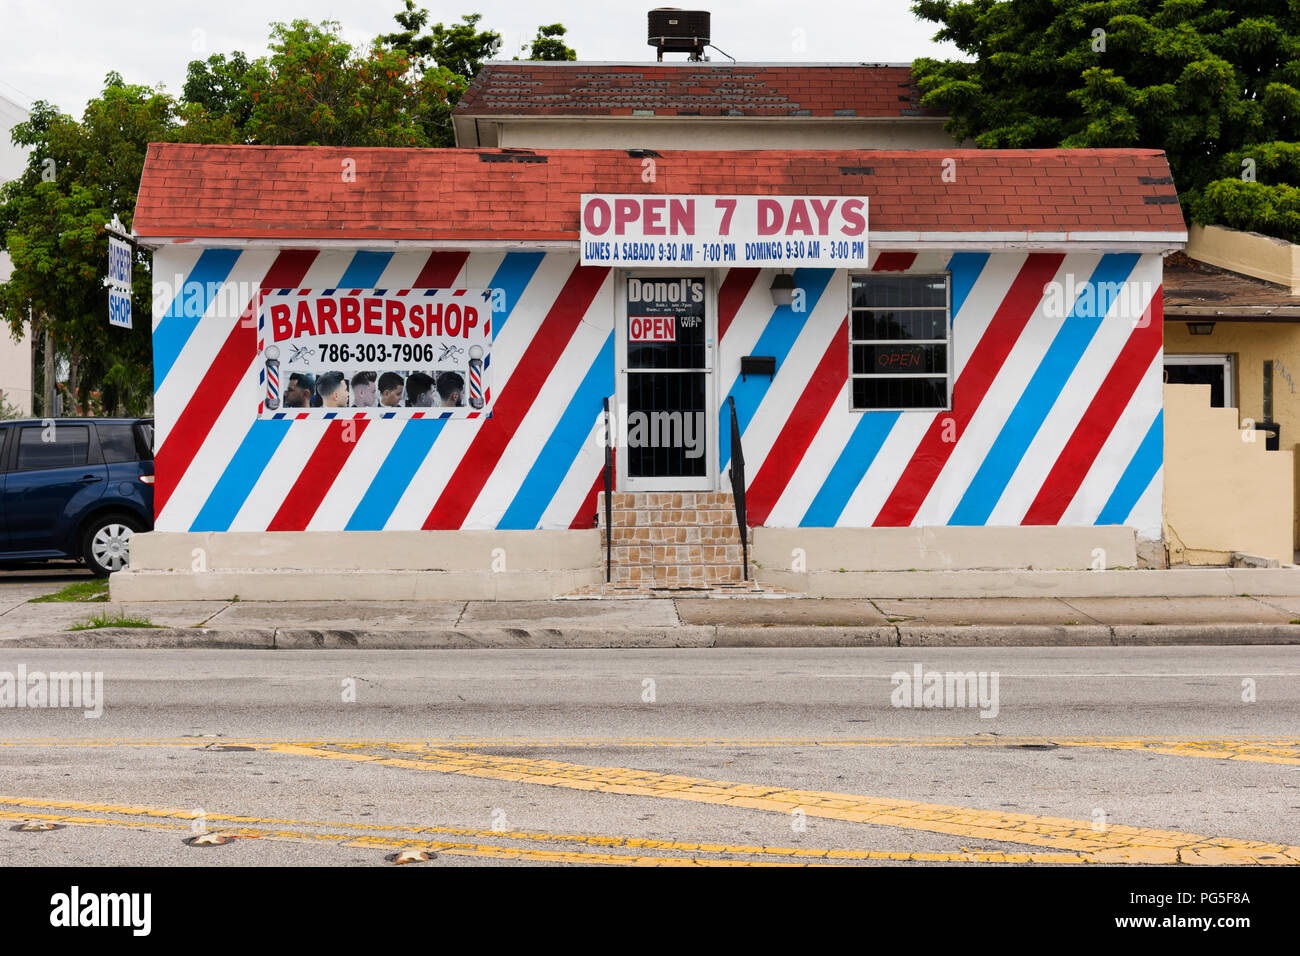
0,808,801,867
1,735,1296,754
0,797,1084,864
258,742,1300,866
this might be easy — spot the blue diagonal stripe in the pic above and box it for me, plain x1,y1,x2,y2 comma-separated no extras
498,333,615,530
489,252,544,341
1097,411,1163,525
153,248,241,389
948,252,989,322
719,268,834,472
344,252,544,530
189,421,293,531
800,411,900,527
948,254,1139,525
345,421,449,529
190,251,392,531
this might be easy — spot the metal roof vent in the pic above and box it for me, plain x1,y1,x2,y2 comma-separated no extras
648,9,711,61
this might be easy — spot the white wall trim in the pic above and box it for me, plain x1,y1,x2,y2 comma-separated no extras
136,232,1187,253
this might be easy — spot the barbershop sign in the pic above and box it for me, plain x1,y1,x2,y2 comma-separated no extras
256,288,492,420
581,194,868,268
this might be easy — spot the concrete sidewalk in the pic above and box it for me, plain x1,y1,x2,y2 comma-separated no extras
3,594,1300,648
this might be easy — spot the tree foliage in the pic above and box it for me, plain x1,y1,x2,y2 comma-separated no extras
526,24,578,62
0,75,166,414
239,19,462,147
1,6,578,412
911,0,1300,241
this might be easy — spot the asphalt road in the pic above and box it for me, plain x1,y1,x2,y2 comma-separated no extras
0,646,1297,866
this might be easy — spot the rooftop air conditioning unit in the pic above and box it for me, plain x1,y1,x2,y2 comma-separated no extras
647,9,711,61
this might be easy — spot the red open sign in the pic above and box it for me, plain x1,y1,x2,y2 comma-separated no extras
629,315,676,342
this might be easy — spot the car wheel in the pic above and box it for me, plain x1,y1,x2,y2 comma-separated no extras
81,514,141,577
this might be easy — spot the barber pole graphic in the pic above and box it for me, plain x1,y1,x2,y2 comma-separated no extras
264,345,281,410
468,345,484,409
152,248,1163,538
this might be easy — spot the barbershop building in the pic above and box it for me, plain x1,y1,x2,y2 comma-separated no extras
119,65,1189,600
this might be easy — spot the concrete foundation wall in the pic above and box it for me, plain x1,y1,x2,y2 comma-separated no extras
752,524,1138,573
113,529,602,601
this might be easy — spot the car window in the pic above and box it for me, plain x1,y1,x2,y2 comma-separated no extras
97,424,140,463
16,425,90,470
135,422,155,460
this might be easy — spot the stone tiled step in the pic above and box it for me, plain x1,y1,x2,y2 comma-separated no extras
612,544,747,566
612,564,747,586
608,525,744,545
604,509,742,529
603,492,736,510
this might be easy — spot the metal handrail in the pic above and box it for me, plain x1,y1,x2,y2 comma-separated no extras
727,395,748,581
603,396,613,583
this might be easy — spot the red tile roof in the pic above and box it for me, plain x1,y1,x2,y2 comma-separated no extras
453,63,938,118
133,144,1186,242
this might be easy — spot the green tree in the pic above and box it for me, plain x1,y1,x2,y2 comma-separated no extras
0,75,168,415
911,0,1300,241
379,5,503,145
176,51,264,143
524,24,578,61
244,19,460,147
382,7,502,78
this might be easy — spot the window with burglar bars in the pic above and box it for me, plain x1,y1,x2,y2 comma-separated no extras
849,273,951,411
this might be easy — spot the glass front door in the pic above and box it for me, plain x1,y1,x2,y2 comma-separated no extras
618,273,714,491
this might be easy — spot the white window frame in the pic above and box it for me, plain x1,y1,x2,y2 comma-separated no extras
848,271,953,413
1164,353,1236,409
615,269,718,492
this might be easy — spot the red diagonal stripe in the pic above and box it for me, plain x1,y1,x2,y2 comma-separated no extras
414,250,468,286
717,268,759,340
745,317,849,526
266,418,370,531
570,472,605,530
423,264,611,529
1022,288,1164,525
872,253,1065,526
154,250,318,515
873,251,917,271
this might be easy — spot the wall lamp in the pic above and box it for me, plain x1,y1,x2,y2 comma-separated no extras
1186,322,1216,336
770,272,796,307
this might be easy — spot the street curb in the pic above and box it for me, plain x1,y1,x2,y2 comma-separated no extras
713,626,896,647
4,622,1300,648
896,624,1112,646
1110,624,1300,645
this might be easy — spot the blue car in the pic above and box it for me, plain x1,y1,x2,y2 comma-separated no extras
0,418,155,576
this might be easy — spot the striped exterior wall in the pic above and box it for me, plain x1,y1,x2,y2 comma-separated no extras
721,251,1165,539
152,247,1163,537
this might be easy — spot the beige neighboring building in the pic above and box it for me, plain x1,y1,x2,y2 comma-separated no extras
452,62,957,150
0,92,33,416
1163,227,1300,564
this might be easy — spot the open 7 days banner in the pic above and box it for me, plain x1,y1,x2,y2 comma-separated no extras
581,194,869,267
256,288,493,420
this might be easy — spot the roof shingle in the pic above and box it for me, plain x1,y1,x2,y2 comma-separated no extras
454,63,937,118
133,144,1186,242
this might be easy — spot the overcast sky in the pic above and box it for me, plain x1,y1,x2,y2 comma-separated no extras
1,0,963,115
